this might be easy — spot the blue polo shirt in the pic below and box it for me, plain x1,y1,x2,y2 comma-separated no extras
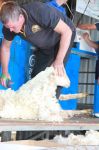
47,0,66,15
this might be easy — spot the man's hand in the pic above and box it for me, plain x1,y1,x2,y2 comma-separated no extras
82,32,98,50
52,60,70,88
0,73,11,88
82,32,90,42
0,39,12,87
52,60,65,77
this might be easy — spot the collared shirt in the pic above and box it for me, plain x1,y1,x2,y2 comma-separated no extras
2,1,75,53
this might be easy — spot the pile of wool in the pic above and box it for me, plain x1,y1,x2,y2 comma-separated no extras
53,130,99,145
0,67,70,121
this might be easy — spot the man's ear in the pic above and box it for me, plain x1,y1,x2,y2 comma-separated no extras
19,14,25,24
19,14,23,21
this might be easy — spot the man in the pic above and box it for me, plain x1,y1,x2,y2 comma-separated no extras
82,33,99,83
0,1,75,89
78,22,99,84
82,32,99,118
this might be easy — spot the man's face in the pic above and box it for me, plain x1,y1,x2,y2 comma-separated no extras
4,15,24,33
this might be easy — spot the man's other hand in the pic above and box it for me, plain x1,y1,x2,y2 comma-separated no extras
0,73,11,88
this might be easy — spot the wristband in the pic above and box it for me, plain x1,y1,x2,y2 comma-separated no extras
1,74,8,80
1,74,11,88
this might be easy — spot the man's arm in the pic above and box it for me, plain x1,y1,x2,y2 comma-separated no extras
53,19,72,76
77,24,96,30
0,39,12,87
82,33,99,50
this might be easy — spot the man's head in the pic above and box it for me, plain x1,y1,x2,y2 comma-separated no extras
0,1,25,33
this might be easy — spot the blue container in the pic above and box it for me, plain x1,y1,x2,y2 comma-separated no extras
0,34,31,90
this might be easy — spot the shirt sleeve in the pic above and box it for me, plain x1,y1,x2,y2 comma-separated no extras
27,2,64,29
95,23,99,31
2,26,16,41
